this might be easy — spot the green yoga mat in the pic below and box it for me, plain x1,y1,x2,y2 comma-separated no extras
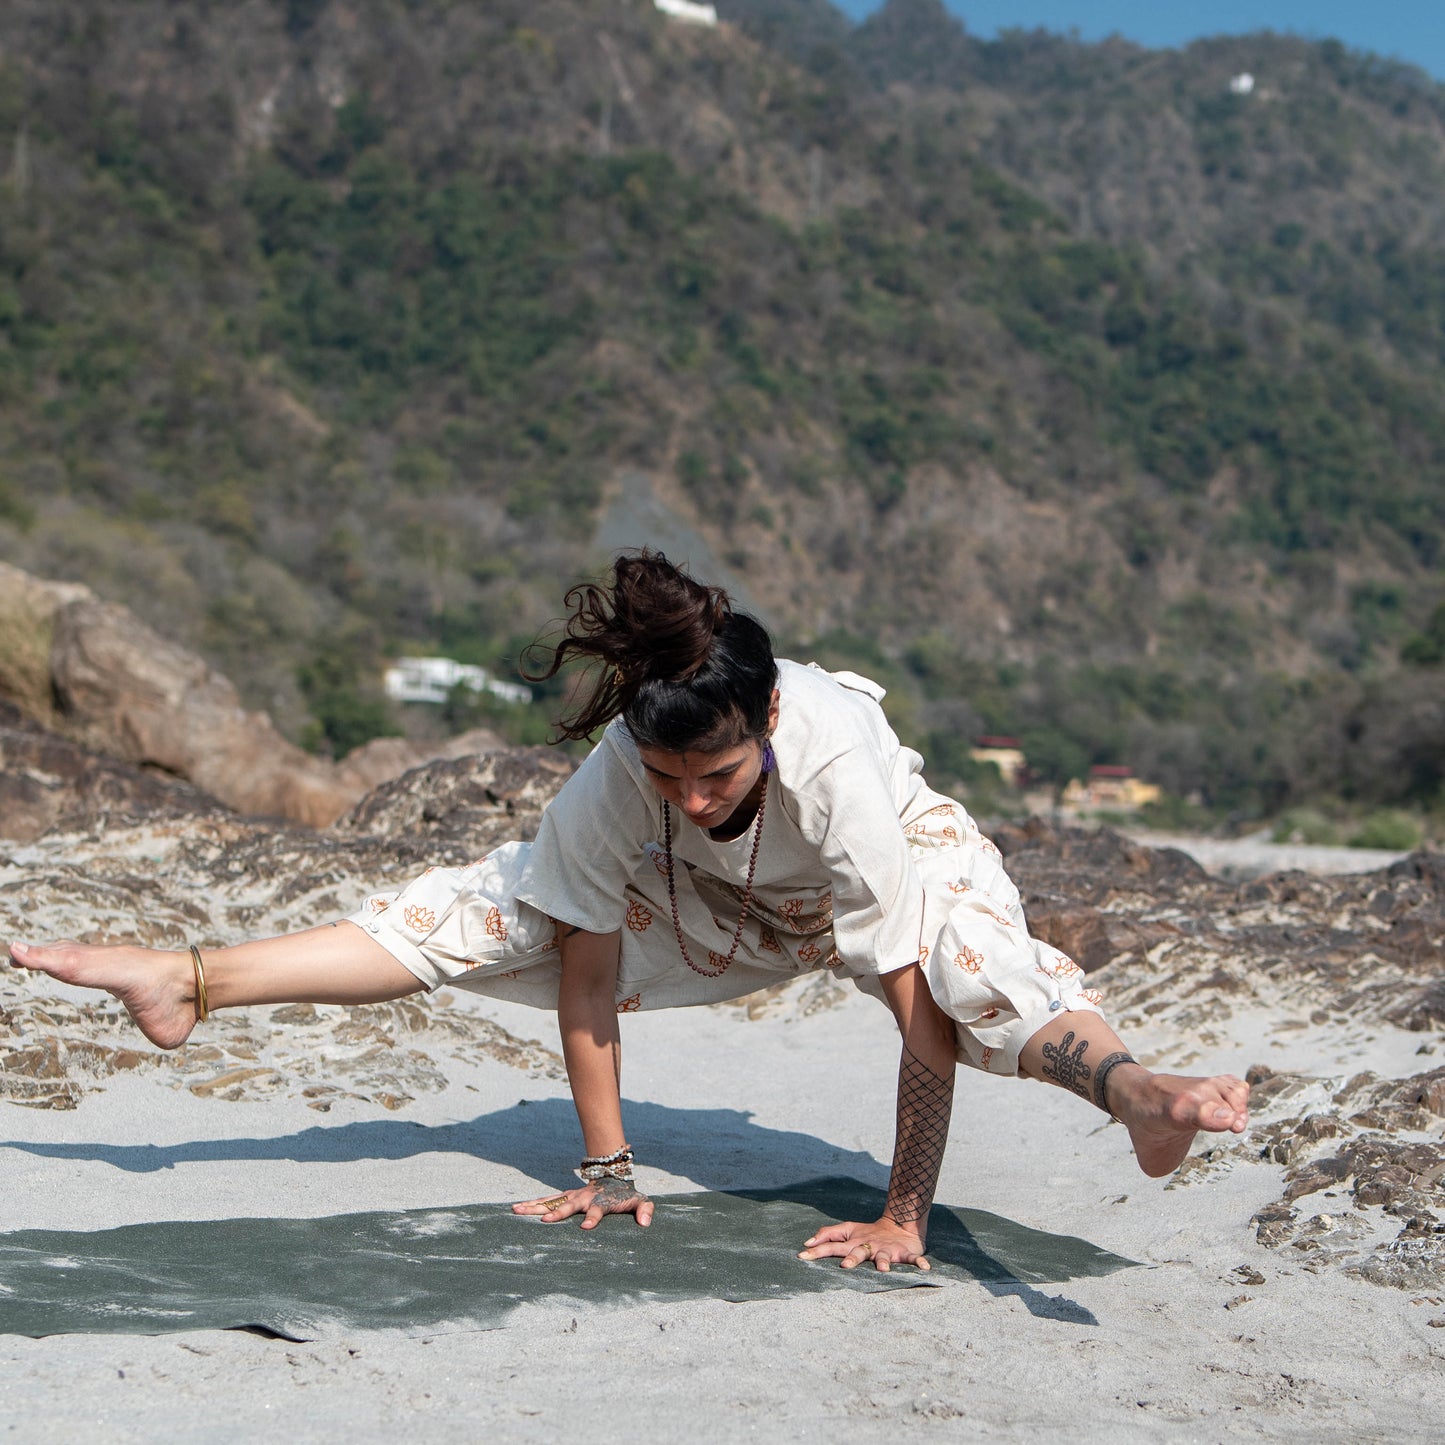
0,1177,1139,1339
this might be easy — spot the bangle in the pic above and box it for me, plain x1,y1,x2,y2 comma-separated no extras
1094,1052,1137,1121
189,944,210,1022
575,1144,634,1184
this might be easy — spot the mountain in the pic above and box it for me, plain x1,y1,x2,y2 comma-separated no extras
0,0,1440,820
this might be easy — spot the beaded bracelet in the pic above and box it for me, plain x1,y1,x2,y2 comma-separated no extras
575,1144,635,1185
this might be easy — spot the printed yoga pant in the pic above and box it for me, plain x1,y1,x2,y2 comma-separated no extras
346,833,1105,1078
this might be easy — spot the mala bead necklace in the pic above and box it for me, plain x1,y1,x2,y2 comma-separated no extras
662,741,775,979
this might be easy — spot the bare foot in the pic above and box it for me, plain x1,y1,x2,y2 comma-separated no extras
8,939,199,1050
1109,1067,1251,1178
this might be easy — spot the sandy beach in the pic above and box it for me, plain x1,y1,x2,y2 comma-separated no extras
4,971,1443,1440
1,726,1442,1441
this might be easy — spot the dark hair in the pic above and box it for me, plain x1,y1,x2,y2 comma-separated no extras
525,550,778,749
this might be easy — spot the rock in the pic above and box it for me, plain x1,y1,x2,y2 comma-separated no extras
337,748,571,841
0,563,91,727
331,728,508,797
0,562,552,828
0,700,224,842
51,593,357,826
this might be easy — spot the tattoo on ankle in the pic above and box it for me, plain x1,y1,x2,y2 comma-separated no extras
885,1046,954,1226
1091,1051,1138,1118
1040,1029,1092,1101
590,1176,646,1213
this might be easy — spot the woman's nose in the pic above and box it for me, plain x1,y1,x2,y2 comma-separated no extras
680,781,711,815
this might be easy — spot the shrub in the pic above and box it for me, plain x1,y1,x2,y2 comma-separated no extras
1347,810,1422,851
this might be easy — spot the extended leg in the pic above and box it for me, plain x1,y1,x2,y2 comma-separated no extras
1019,1011,1250,1177
8,924,423,1051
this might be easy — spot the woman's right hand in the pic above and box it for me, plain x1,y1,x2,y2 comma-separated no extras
512,1177,654,1230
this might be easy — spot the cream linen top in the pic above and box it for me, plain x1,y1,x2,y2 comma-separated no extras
512,660,952,976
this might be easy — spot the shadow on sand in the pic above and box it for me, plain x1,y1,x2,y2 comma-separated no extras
2,1100,1133,1333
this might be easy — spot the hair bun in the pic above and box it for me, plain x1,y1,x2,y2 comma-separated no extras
524,549,741,740
613,552,730,684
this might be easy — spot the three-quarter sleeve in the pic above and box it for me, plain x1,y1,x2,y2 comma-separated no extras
512,730,655,934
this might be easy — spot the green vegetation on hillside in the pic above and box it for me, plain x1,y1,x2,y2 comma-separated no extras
0,0,1440,828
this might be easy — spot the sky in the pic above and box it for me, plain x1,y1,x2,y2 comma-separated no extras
834,2,1445,83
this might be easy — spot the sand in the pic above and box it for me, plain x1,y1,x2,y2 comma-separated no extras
4,972,1443,1443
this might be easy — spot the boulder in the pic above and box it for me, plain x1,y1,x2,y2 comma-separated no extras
0,561,526,827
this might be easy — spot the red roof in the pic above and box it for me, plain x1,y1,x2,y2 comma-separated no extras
1089,764,1134,778
974,736,1021,749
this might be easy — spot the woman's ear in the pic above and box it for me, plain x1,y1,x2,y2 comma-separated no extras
767,687,781,734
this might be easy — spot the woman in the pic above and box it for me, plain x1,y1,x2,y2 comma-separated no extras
8,553,1249,1271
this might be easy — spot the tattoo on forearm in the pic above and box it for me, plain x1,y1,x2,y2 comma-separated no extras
590,1176,647,1213
1091,1051,1137,1118
885,1046,954,1226
1040,1029,1092,1102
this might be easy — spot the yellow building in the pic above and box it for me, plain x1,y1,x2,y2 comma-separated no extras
1061,765,1161,812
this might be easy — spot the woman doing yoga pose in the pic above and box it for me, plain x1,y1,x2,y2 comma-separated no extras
8,552,1249,1270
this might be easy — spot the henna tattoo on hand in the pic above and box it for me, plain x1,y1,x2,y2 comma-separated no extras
589,1176,648,1214
1040,1029,1092,1102
1091,1051,1138,1118
885,1046,954,1227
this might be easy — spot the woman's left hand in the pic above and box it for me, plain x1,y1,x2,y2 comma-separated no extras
797,1216,929,1271
512,1177,655,1230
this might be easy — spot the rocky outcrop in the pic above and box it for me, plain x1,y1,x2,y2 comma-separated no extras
992,819,1445,1288
0,562,509,827
0,729,572,1113
1,729,1440,1285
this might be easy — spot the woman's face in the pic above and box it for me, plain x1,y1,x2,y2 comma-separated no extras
637,691,779,830
637,737,767,830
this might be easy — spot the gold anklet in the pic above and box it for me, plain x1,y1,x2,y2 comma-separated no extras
189,944,210,1022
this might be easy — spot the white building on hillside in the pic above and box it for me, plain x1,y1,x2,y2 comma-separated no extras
384,657,532,707
655,0,718,25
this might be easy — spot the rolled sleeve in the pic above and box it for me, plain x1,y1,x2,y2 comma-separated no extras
512,731,654,933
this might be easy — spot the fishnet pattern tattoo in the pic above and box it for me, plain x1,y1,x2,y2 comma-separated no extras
1040,1029,1092,1101
885,1046,955,1226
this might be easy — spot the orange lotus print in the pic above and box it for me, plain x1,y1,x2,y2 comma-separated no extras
917,945,930,966
616,993,642,1013
1081,988,1104,1005
780,898,806,922
403,904,435,933
981,1046,995,1070
368,896,390,913
980,1006,1000,1020
925,804,956,818
1051,952,1081,978
979,837,1002,858
484,906,508,942
947,880,972,895
626,900,654,932
759,928,782,954
954,946,984,974
798,941,822,964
